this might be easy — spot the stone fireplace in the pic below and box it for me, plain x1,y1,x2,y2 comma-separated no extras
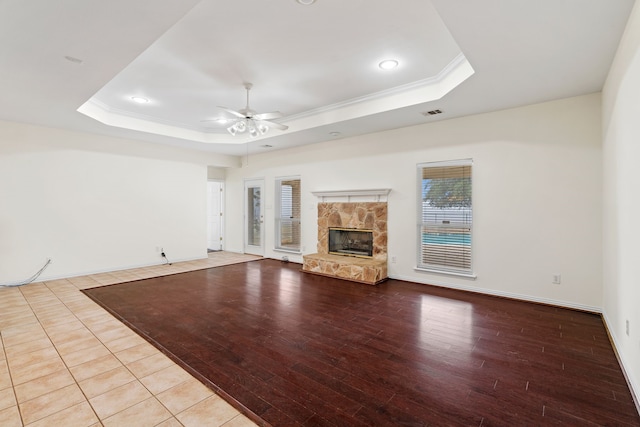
302,189,389,285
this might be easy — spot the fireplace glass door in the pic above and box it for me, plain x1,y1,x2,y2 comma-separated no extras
328,228,374,258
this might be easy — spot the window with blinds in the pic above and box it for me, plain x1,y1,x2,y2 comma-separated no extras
275,177,301,252
417,160,473,275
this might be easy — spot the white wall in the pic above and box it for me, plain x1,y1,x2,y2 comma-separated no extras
602,0,640,406
207,166,226,180
0,121,226,283
225,93,603,311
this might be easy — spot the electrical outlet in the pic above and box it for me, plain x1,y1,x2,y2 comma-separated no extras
552,274,561,284
391,256,397,264
626,319,630,336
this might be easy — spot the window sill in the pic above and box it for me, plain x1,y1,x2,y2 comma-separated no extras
274,248,302,255
414,267,477,280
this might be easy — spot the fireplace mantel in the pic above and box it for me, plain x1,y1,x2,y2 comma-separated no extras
311,188,391,202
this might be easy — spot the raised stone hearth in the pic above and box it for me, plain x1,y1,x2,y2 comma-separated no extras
303,198,388,285
303,253,387,285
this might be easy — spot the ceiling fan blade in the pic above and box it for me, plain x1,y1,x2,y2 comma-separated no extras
253,111,283,121
200,118,239,129
257,119,289,131
200,118,233,123
217,106,245,119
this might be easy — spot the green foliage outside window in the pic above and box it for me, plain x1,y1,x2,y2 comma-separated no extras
423,177,471,209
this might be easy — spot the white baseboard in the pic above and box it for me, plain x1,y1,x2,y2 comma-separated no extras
389,273,601,313
601,312,640,415
22,255,209,286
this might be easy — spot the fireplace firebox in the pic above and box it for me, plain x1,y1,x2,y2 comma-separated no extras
328,228,373,258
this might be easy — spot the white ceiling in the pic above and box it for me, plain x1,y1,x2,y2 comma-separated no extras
0,0,634,158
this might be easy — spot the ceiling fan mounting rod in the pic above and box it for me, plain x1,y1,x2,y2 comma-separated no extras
244,82,253,112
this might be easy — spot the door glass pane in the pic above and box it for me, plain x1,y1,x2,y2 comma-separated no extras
247,187,261,246
276,178,301,251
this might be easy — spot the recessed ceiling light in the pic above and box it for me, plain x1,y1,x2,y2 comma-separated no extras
217,118,228,124
296,0,316,4
329,132,341,137
260,144,273,148
64,55,83,64
378,59,399,70
130,96,149,104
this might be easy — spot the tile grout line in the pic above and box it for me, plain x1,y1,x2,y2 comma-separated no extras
8,286,60,426
18,280,105,427
43,276,185,426
0,327,21,425
1,252,260,427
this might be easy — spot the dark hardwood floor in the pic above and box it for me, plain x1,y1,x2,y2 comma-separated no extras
82,259,640,426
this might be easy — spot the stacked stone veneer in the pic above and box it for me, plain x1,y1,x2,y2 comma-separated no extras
303,202,388,285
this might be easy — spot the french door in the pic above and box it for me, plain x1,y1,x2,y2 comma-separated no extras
244,179,264,255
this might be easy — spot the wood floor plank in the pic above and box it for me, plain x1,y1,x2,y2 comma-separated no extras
83,259,640,426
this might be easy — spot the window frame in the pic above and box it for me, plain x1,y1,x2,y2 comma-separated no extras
275,176,302,253
416,159,475,278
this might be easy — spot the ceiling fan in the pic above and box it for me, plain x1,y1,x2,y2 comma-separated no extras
218,83,288,137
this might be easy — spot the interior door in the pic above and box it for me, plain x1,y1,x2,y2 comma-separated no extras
207,181,223,251
244,178,264,255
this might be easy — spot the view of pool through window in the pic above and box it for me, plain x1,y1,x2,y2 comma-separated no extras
422,232,471,245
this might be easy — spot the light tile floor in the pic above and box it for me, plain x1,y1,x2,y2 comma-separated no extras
0,252,261,427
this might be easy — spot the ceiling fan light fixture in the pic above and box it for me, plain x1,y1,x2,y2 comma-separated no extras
226,118,267,138
221,83,288,138
296,0,316,5
247,120,256,132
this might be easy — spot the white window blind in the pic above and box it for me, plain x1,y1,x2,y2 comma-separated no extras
417,160,472,274
276,177,301,251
